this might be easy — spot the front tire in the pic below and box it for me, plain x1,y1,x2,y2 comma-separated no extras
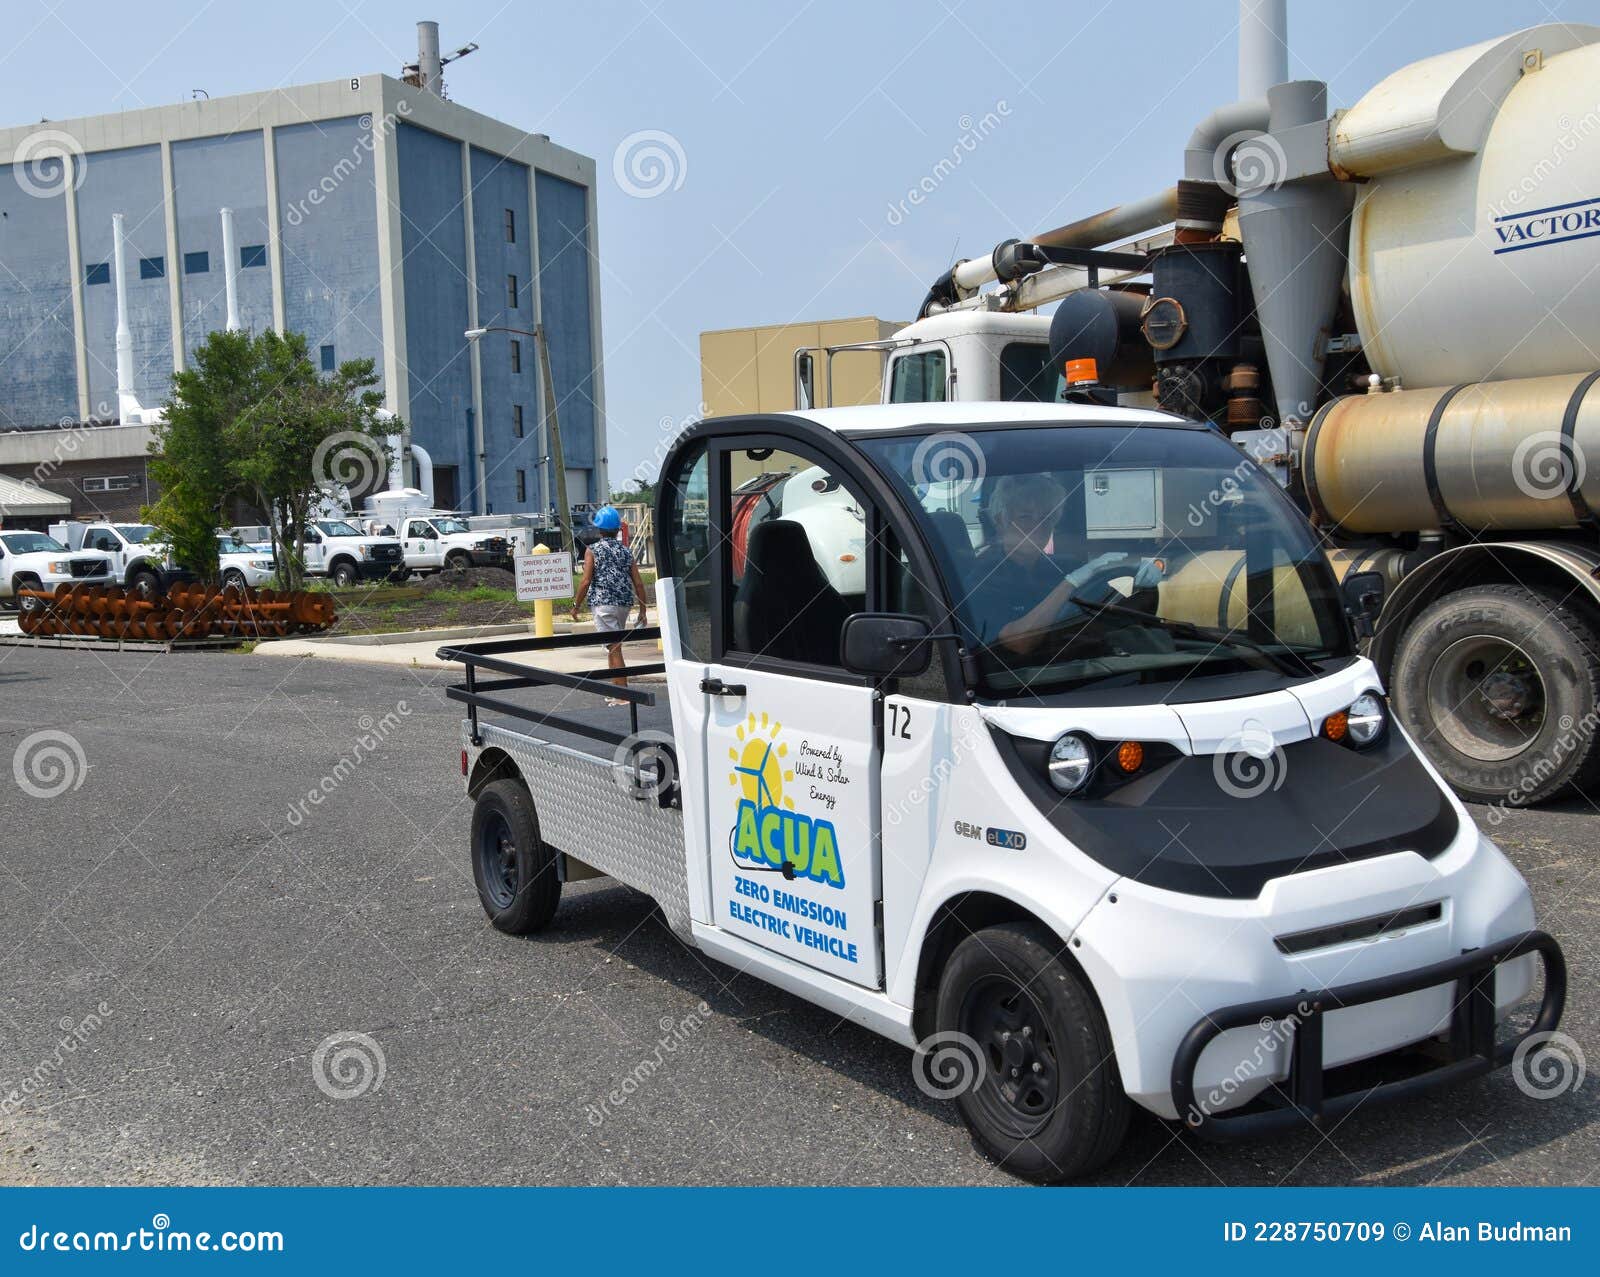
128,568,160,599
221,569,248,592
444,550,471,573
1391,583,1600,804
13,575,43,614
330,560,359,588
470,779,560,934
935,922,1128,1183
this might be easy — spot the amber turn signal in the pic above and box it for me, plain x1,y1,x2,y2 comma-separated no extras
1115,741,1145,773
1322,711,1349,742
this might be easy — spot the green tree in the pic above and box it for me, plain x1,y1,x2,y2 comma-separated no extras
145,329,262,582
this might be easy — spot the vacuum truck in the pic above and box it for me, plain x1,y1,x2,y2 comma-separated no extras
797,4,1600,807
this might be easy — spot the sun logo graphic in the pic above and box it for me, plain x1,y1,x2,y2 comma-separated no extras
728,712,845,889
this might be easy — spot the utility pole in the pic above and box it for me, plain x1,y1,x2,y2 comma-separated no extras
534,323,571,553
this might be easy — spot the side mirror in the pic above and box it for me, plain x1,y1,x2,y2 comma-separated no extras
1341,570,1386,640
841,612,933,678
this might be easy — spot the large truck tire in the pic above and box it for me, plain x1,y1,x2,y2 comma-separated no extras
1391,583,1600,805
471,779,561,934
934,921,1128,1183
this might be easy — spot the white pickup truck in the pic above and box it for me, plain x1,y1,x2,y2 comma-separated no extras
395,513,511,576
0,529,113,612
48,521,182,598
300,519,407,586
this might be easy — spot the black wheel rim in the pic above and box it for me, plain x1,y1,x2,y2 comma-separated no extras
476,811,519,910
959,974,1060,1137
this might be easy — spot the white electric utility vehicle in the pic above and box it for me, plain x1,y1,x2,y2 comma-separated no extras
441,404,1565,1182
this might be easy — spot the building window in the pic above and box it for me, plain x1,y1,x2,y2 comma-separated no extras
183,251,209,274
509,338,522,374
512,403,524,438
82,476,134,493
138,256,165,280
504,208,516,242
516,469,526,503
240,244,267,268
320,344,336,372
85,262,110,286
507,274,518,309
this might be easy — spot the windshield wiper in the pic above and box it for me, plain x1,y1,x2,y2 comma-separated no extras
1063,590,1321,679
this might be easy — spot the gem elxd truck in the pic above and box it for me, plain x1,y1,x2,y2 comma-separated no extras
441,402,1566,1182
796,6,1600,809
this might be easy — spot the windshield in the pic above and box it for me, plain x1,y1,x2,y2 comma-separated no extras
434,517,471,534
116,524,157,543
857,424,1351,697
317,520,361,538
1,532,66,554
217,536,262,556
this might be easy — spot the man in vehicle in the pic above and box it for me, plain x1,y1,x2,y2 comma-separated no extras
571,505,649,705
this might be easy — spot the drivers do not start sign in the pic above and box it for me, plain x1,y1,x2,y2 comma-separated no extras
514,551,574,601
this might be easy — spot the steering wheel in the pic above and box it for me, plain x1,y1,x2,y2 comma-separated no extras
1067,553,1150,606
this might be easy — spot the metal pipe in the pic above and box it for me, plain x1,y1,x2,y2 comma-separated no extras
1184,98,1272,182
220,207,241,332
417,21,443,95
1034,186,1180,250
1238,0,1289,101
410,441,436,506
111,213,138,424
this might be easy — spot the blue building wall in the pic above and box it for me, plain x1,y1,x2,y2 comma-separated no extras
0,163,77,427
395,122,473,508
469,146,536,514
171,131,272,355
275,118,383,376
77,145,171,419
534,171,597,501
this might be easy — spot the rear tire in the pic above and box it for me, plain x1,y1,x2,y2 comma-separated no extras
935,922,1128,1183
470,779,560,934
1392,583,1600,804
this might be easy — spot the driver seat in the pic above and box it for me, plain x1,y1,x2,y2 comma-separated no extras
733,519,850,664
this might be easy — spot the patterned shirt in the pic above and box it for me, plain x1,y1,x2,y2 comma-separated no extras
588,536,635,606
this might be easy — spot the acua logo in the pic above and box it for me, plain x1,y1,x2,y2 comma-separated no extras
727,712,844,889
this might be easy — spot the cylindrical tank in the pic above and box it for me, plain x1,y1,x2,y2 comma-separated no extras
1349,41,1600,387
1304,372,1600,533
1047,288,1152,391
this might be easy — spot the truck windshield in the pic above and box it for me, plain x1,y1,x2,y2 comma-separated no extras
116,524,157,543
317,521,362,538
2,532,65,554
856,424,1351,696
434,517,471,534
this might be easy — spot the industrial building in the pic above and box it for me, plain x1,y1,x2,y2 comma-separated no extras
0,22,607,523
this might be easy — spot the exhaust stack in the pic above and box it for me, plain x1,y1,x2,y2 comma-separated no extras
220,207,242,332
1238,0,1289,100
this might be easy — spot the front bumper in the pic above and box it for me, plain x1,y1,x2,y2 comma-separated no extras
468,548,511,569
1172,929,1566,1139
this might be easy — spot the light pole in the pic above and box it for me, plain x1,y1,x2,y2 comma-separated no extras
464,323,572,551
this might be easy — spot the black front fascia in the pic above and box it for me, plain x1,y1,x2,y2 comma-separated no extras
993,727,1459,899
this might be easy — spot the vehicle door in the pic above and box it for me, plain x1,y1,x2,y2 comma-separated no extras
301,528,326,574
405,518,441,570
697,436,889,989
885,342,953,404
87,529,126,578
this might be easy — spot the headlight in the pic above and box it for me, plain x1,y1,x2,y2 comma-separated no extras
250,559,273,570
359,545,374,558
47,559,69,573
1346,691,1387,747
1048,733,1095,795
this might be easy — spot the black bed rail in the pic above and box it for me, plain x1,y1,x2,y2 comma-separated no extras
438,626,664,746
1170,929,1566,1141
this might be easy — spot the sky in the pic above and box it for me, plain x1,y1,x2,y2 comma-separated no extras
4,0,1593,488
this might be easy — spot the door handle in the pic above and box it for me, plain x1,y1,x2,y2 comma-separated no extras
699,677,746,698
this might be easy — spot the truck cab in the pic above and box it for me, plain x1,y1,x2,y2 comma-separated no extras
399,513,511,575
0,529,112,612
299,519,406,586
446,403,1564,1182
49,521,179,598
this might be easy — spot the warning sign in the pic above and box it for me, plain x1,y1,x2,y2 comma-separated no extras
514,552,574,601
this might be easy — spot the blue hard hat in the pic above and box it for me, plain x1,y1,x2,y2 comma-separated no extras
591,505,622,530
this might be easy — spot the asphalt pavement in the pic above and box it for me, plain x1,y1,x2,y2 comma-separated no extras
0,645,1594,1186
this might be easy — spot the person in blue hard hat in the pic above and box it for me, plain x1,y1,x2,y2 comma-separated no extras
571,505,649,706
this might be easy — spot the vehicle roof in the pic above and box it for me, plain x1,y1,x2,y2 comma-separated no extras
778,401,1187,435
893,310,1052,341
